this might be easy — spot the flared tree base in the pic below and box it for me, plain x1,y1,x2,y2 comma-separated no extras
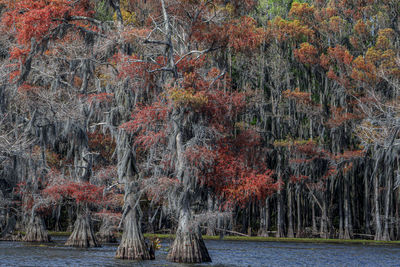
0,232,23,241
116,238,153,260
96,231,117,243
96,218,118,243
167,232,211,263
65,214,99,248
23,215,51,242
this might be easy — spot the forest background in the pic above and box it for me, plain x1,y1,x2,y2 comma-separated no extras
0,0,399,263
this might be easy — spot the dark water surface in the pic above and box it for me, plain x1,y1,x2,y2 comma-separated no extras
1,236,399,266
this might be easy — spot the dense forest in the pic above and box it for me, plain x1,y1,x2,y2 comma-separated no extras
0,0,399,263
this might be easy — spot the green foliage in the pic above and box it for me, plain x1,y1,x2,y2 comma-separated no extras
258,0,293,18
94,0,113,22
258,0,312,19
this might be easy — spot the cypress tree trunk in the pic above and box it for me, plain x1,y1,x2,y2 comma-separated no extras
311,200,318,235
364,164,371,234
343,174,352,239
382,167,392,241
167,120,211,263
258,197,270,237
373,152,383,240
276,152,285,238
116,181,153,260
65,206,99,247
396,190,400,240
0,214,16,240
24,214,50,242
116,206,151,259
296,190,304,237
320,194,329,239
167,203,211,263
339,182,344,239
96,217,117,243
115,129,153,260
276,188,285,237
206,194,216,236
66,205,74,232
54,205,61,232
287,184,294,238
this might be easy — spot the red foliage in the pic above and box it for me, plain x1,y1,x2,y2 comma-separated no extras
94,209,122,222
1,0,93,50
187,130,278,205
326,107,364,128
44,181,104,205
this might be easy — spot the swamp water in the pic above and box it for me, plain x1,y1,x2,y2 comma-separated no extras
0,236,399,266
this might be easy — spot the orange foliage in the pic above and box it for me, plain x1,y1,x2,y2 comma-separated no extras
294,42,319,65
283,88,312,104
269,17,314,42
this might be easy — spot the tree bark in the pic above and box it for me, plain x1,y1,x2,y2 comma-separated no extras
258,197,270,237
276,187,285,237
23,214,50,242
296,189,304,237
287,183,294,238
382,166,392,241
53,204,61,232
116,179,153,260
311,200,318,235
167,204,211,263
206,194,217,236
116,206,152,259
66,205,74,232
65,206,99,247
96,217,117,243
373,151,383,240
343,174,352,239
167,113,211,263
276,152,285,238
364,164,371,234
320,193,329,239
339,182,344,239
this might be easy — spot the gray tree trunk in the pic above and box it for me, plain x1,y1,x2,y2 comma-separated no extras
320,195,329,239
364,164,371,234
167,203,211,263
116,204,152,259
206,194,217,236
96,217,117,243
287,184,294,238
115,131,153,260
65,205,98,247
24,214,50,242
373,152,383,240
167,126,211,263
383,168,392,241
343,174,352,239
312,200,318,235
258,197,270,237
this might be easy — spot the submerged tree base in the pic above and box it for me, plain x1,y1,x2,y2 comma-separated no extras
65,214,99,248
115,237,153,260
167,232,211,263
0,233,23,241
96,231,117,244
115,210,153,260
96,218,117,243
24,215,50,242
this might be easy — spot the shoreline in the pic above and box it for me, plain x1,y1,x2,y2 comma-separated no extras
44,231,400,245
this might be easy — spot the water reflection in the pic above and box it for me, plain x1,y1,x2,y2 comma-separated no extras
0,236,400,266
